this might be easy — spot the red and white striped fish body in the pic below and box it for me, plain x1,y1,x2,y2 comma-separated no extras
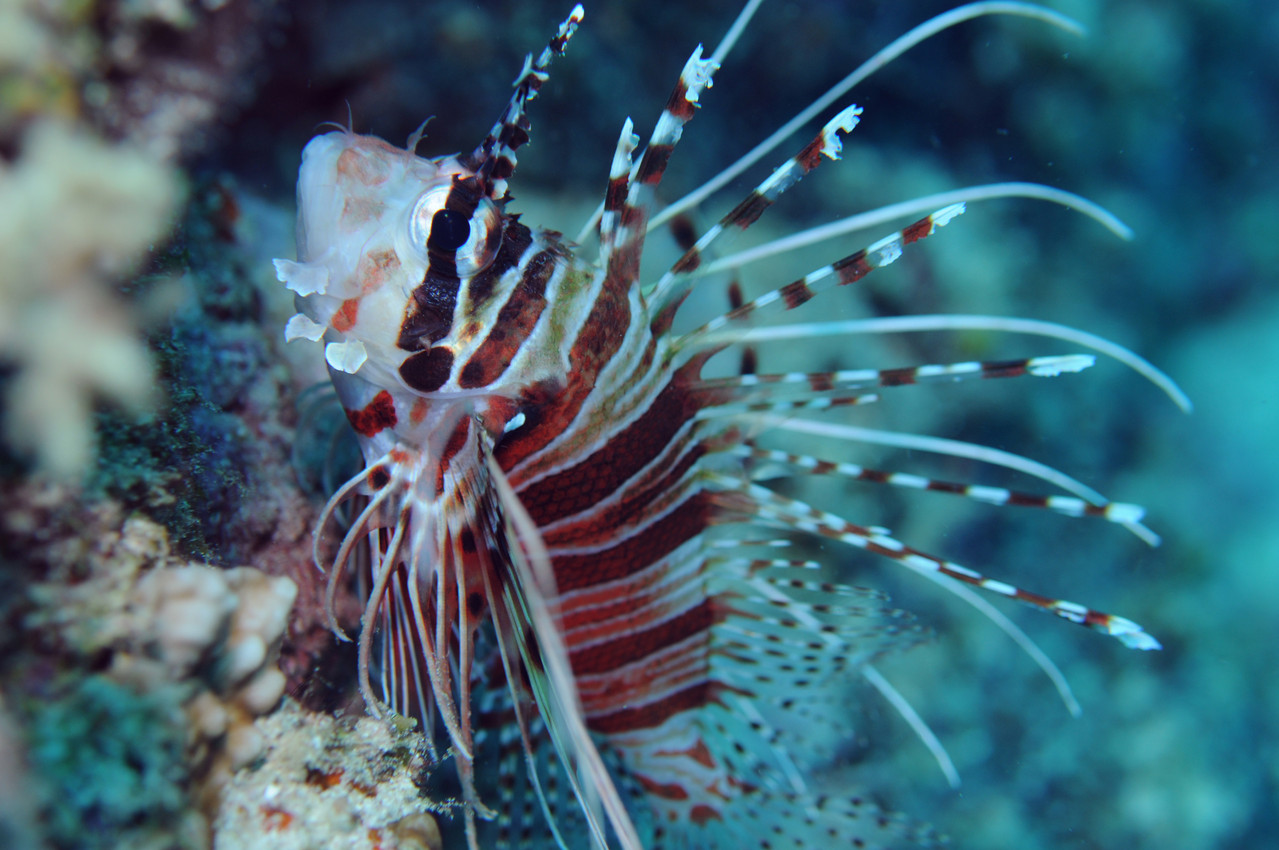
277,5,1185,849
278,126,905,846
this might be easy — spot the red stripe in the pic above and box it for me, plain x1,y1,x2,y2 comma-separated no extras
458,250,555,388
633,773,689,801
541,443,705,549
780,279,815,309
833,250,874,285
520,373,700,526
636,143,674,185
559,572,682,639
902,216,935,243
588,681,723,734
795,133,827,171
553,492,712,593
495,270,632,473
605,175,629,212
345,390,397,437
665,80,696,121
463,219,533,310
570,600,715,676
723,192,770,229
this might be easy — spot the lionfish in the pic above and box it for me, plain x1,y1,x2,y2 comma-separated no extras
275,2,1187,847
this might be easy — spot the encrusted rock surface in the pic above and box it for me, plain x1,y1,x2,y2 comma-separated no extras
215,701,443,850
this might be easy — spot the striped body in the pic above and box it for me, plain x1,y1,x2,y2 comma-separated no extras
276,4,1182,849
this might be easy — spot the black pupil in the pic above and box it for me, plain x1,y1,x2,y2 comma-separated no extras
428,209,471,253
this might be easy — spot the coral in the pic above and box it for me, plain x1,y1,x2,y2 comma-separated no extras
0,0,280,158
89,0,283,160
0,703,41,850
76,172,366,714
111,562,299,805
0,0,281,480
0,119,178,478
24,674,199,850
215,701,443,850
2,485,299,848
80,174,313,561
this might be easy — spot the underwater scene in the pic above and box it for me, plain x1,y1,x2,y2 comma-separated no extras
0,0,1273,848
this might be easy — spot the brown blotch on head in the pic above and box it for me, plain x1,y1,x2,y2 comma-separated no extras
368,465,390,490
340,196,387,228
331,298,360,333
345,390,398,437
400,347,454,393
336,146,390,185
358,249,401,293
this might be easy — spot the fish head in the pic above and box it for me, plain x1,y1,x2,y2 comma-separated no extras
277,128,579,449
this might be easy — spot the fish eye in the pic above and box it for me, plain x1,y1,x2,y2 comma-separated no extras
428,209,470,253
408,185,503,277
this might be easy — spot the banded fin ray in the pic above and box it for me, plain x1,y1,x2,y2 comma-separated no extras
706,475,1162,649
